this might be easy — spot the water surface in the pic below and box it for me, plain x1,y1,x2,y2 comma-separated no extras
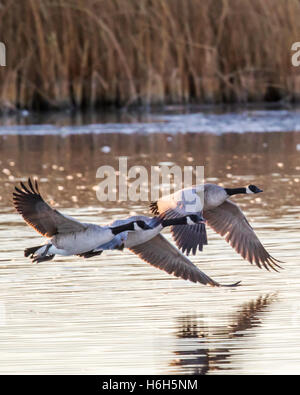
0,108,299,374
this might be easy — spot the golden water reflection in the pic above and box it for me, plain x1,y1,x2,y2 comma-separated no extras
0,129,300,374
171,294,277,374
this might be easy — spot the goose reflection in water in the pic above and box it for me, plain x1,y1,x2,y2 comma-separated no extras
170,294,277,374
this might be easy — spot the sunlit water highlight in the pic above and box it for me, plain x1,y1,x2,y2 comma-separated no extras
0,108,300,374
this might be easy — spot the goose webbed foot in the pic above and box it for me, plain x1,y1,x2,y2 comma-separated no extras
32,254,55,263
77,250,103,259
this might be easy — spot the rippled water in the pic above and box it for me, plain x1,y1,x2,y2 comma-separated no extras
0,107,300,374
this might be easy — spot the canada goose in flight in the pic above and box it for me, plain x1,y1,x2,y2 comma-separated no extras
79,215,239,288
13,179,239,287
150,184,282,272
13,178,202,263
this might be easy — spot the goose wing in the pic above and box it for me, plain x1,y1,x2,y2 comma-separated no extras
204,200,282,271
150,201,207,255
13,178,87,237
129,234,240,287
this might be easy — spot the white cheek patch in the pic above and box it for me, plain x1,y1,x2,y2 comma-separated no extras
246,186,254,194
133,222,140,231
186,217,194,225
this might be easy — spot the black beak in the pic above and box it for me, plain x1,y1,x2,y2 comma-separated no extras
256,188,263,193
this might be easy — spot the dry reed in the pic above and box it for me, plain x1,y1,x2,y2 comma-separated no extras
0,0,300,111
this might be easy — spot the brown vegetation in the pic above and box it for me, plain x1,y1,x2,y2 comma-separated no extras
0,0,300,111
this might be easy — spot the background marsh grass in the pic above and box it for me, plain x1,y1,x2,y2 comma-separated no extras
0,0,300,111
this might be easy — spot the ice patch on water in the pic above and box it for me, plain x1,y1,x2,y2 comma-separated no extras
0,109,300,135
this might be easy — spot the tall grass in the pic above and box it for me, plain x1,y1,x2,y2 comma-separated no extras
0,0,300,111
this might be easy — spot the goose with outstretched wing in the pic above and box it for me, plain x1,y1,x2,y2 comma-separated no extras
150,183,282,272
13,179,239,287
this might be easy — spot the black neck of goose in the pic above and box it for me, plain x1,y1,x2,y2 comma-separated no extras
110,222,135,235
161,217,187,227
224,187,247,196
